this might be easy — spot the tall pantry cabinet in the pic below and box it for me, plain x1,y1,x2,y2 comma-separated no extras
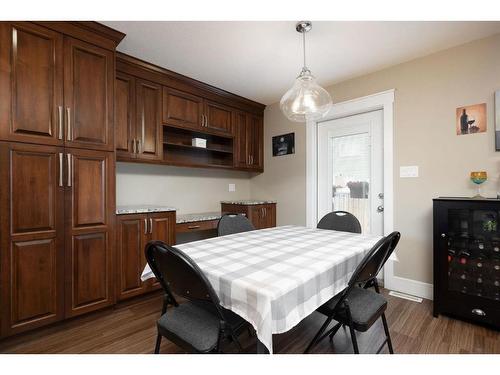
0,22,124,336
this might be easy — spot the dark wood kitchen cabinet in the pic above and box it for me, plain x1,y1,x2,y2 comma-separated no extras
203,100,233,135
162,89,233,137
114,74,162,161
0,21,123,338
116,211,175,301
234,111,263,172
64,149,115,317
135,79,162,160
116,53,265,171
63,37,114,151
0,22,64,146
0,143,65,336
115,72,136,158
162,87,204,131
0,23,115,151
0,144,116,332
221,202,276,230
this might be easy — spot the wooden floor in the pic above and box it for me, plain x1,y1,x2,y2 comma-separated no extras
1,289,498,354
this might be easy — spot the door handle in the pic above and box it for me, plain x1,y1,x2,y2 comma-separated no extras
67,153,72,187
58,153,63,187
377,205,384,213
149,218,153,234
144,218,148,235
58,106,63,140
66,107,71,141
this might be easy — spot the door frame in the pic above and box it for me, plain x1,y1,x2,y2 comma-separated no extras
306,89,396,288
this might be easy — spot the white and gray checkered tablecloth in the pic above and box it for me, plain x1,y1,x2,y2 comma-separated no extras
141,225,382,353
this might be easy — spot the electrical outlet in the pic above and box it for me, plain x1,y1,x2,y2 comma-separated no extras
228,183,236,192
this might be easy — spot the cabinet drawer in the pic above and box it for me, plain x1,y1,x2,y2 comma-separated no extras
441,293,500,329
176,219,219,233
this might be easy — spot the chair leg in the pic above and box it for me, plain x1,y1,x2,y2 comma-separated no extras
304,316,333,354
328,321,343,341
381,313,394,354
154,333,162,354
347,323,359,354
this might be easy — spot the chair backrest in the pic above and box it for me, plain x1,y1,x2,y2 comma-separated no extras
317,211,362,234
333,233,400,309
217,214,255,236
379,231,401,273
145,240,225,317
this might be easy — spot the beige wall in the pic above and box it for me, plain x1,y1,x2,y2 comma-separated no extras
250,33,500,285
117,163,252,214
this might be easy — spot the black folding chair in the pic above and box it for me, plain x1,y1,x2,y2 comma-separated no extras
217,214,255,236
145,240,250,353
317,211,362,234
304,232,400,354
363,231,401,292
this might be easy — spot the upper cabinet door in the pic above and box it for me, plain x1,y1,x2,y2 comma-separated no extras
204,100,233,136
63,37,114,151
0,22,64,146
162,87,203,130
115,73,136,159
234,111,249,168
249,114,263,170
136,79,162,160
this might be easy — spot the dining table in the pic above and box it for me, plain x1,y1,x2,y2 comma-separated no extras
141,225,382,353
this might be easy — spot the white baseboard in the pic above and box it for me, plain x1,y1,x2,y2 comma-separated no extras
386,275,433,300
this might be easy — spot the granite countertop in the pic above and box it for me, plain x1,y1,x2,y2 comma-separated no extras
116,205,177,215
176,211,222,224
221,199,276,205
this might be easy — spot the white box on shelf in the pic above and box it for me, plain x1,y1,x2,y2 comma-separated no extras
192,138,207,148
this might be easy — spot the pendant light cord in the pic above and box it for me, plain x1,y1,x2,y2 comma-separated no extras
302,31,307,69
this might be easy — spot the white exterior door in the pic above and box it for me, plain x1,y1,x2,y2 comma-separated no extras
317,110,384,236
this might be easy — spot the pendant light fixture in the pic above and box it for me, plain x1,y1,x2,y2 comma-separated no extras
280,21,332,122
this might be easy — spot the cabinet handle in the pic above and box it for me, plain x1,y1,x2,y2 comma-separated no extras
132,139,136,154
144,218,148,234
149,218,153,234
58,106,63,140
66,107,71,141
201,115,205,127
441,233,446,238
263,207,266,218
472,308,486,317
67,153,72,187
188,225,201,230
137,139,142,154
58,152,63,187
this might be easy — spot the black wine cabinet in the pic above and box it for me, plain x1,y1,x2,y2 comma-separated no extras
433,197,500,329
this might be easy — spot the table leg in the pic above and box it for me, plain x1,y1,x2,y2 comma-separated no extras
256,338,270,354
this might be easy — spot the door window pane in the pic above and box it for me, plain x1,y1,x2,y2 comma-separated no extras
331,132,370,233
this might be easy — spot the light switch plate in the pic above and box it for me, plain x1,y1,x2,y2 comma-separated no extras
228,183,236,192
400,166,419,178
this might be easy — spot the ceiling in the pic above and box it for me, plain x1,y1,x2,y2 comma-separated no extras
103,21,500,105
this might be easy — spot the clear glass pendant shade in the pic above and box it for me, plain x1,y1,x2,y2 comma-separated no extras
280,68,332,122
